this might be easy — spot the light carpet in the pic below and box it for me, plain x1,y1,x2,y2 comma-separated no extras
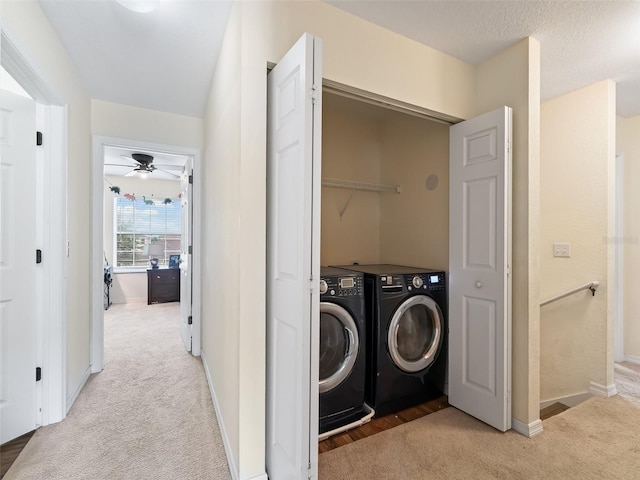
319,365,640,479
5,303,231,480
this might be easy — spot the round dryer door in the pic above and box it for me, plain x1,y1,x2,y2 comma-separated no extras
387,295,443,373
319,302,359,394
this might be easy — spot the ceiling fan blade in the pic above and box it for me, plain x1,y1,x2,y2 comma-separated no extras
124,169,138,177
156,168,181,178
105,163,138,168
153,164,184,171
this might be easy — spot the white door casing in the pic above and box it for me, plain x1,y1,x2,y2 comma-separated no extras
0,89,38,443
266,33,322,480
448,106,512,432
180,157,193,352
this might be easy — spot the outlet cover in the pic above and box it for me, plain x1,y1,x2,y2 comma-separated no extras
553,242,571,258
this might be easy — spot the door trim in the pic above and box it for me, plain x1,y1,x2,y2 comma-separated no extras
1,21,68,427
91,136,203,372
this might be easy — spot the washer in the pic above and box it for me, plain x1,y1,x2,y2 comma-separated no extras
334,264,447,417
318,267,367,434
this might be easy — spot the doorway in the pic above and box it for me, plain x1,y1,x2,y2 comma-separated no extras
1,35,68,443
91,136,203,373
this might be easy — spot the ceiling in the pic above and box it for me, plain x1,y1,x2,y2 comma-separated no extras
39,0,640,120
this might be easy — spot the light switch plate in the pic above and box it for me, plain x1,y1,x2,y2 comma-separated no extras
553,242,571,258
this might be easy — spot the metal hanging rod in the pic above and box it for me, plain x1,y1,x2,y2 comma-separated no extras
540,281,600,307
321,178,401,193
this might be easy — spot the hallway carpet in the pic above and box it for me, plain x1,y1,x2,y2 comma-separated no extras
318,364,640,479
5,303,231,480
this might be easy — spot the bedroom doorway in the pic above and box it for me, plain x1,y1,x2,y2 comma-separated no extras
91,136,203,373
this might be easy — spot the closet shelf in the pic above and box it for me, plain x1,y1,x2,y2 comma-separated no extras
321,178,401,194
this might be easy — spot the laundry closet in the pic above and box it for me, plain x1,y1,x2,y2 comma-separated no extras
317,91,453,442
320,92,450,271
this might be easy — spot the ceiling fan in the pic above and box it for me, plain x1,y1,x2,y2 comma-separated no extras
105,152,182,178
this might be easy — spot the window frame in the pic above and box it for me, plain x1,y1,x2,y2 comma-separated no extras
112,196,182,273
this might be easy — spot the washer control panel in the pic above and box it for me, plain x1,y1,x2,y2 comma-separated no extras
320,275,363,297
379,272,446,293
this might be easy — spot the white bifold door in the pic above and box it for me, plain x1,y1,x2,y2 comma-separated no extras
180,157,193,353
266,33,322,480
448,106,512,432
0,90,38,444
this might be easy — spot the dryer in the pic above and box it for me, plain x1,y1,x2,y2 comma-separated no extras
318,267,367,434
335,264,447,417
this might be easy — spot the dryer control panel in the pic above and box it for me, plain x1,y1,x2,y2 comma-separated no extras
320,275,363,298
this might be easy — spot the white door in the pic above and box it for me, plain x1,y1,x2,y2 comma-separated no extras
0,89,38,444
448,106,512,432
266,33,322,480
180,158,193,352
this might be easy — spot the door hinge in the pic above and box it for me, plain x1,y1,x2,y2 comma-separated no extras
188,174,193,185
36,367,42,382
188,245,192,255
507,141,511,154
310,84,320,105
188,315,193,325
36,249,42,264
36,131,43,146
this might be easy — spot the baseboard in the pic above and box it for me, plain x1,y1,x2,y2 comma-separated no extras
624,354,640,365
589,381,617,397
511,418,543,438
201,349,240,480
66,365,91,414
111,297,147,305
540,391,593,409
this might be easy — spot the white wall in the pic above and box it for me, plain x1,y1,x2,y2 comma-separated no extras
618,114,640,362
540,81,617,400
474,38,541,426
2,1,93,403
103,175,180,304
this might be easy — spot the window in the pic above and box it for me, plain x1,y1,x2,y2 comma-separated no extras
114,197,181,269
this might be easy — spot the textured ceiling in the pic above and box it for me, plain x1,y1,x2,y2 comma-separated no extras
328,0,640,118
38,1,640,118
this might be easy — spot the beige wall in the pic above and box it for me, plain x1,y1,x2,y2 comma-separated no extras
618,115,640,361
321,93,450,269
204,1,539,477
540,81,616,401
103,176,180,304
202,1,242,473
321,94,383,266
91,99,203,149
204,1,475,477
474,38,541,426
3,1,93,402
379,111,450,270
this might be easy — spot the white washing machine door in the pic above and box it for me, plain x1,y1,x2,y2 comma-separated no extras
319,302,359,394
387,295,443,373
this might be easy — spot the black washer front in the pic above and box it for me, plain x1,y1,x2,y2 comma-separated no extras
334,264,447,417
318,267,367,434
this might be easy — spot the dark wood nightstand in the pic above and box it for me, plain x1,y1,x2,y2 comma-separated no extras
147,268,180,304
